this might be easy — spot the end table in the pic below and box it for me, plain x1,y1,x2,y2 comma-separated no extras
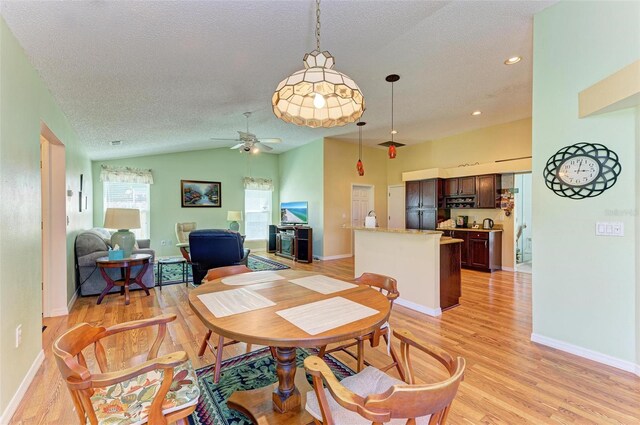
96,253,152,305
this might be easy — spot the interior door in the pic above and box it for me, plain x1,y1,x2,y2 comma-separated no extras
388,185,405,229
352,185,373,227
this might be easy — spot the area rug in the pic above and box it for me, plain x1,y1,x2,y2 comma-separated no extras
156,254,290,285
188,347,353,425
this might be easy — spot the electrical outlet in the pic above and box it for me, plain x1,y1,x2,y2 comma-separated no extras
15,324,22,348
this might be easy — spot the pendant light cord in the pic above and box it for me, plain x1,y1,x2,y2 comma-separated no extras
316,0,321,51
391,81,394,144
359,121,363,159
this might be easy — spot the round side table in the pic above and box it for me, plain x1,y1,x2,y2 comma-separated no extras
157,257,188,290
95,254,151,305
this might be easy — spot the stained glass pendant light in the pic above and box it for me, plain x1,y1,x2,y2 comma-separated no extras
272,0,365,128
386,74,400,159
356,121,366,176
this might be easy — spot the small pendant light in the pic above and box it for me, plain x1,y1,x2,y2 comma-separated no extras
386,74,400,159
356,121,366,176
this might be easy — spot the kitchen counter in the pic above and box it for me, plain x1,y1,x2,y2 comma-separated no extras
350,226,441,235
440,237,464,245
437,227,502,233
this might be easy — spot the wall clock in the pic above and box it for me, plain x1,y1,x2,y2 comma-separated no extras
543,142,621,199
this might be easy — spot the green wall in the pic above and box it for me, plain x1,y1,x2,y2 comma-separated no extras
0,17,93,419
532,2,639,365
93,149,280,257
279,140,324,257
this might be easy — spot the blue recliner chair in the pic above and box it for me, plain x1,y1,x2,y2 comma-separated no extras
189,229,250,285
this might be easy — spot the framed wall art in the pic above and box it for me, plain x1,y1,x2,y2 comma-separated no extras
181,180,222,207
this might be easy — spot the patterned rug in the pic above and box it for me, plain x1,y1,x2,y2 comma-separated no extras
188,347,353,425
156,254,290,285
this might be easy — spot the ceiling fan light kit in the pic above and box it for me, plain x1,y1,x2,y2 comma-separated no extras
272,0,365,128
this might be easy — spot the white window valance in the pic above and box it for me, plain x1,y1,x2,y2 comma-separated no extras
243,177,273,191
100,165,154,184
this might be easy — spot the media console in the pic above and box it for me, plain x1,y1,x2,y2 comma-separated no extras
268,225,313,263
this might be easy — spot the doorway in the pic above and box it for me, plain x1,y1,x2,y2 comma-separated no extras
351,184,374,228
514,173,532,274
387,185,405,229
41,125,68,317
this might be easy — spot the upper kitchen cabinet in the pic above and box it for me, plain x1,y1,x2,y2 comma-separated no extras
476,174,501,208
444,176,476,196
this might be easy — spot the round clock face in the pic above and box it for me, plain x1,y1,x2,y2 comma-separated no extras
543,142,621,199
557,155,601,187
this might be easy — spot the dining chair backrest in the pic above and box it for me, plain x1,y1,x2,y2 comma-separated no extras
354,272,399,307
203,265,251,283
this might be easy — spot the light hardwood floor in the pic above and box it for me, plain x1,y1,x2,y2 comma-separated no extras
9,254,640,424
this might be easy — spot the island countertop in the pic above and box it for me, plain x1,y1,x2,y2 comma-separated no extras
351,226,441,235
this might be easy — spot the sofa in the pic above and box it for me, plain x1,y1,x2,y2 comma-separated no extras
189,229,250,285
75,228,156,296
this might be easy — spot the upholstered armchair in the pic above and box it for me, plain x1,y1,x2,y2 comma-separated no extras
188,229,250,285
75,228,155,296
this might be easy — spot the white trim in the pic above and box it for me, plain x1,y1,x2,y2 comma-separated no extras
67,289,78,312
531,333,640,377
395,297,442,317
317,254,352,261
0,349,45,425
501,266,515,272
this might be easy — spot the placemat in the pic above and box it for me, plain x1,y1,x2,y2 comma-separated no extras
276,296,379,335
198,288,275,318
221,271,286,286
288,275,357,294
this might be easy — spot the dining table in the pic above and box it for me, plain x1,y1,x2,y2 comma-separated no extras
188,269,391,424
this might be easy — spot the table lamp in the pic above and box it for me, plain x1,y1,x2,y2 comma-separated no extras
227,211,242,232
104,208,141,257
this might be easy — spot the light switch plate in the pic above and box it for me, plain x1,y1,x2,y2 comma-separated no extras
595,221,624,237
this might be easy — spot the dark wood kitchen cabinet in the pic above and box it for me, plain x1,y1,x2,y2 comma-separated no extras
467,231,501,272
441,229,501,272
476,174,501,208
406,179,448,230
445,177,476,196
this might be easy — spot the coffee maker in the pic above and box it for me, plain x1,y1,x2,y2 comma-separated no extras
456,216,468,228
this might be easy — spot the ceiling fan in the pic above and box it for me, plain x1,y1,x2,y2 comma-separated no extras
211,112,281,152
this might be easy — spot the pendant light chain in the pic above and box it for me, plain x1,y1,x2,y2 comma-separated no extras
316,0,321,51
359,121,362,159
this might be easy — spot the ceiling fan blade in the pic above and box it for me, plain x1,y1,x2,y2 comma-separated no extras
211,137,240,142
230,143,244,150
258,138,282,144
255,142,273,152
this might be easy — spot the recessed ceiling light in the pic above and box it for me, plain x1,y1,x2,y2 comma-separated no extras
504,56,522,65
471,111,482,116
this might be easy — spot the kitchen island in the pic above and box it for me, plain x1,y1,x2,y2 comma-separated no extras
353,227,462,316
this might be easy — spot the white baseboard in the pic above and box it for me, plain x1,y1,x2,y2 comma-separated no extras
395,298,442,317
317,254,352,261
501,266,515,272
67,289,78,312
0,349,45,425
531,333,640,377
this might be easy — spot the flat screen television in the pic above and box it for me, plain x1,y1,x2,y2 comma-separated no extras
280,201,308,225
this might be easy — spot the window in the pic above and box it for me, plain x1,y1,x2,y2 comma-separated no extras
244,189,272,240
103,182,151,239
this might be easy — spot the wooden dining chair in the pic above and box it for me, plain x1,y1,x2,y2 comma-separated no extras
53,314,198,425
318,272,405,381
304,329,466,425
198,265,254,383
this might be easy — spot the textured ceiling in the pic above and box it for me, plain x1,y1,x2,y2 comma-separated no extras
1,0,554,160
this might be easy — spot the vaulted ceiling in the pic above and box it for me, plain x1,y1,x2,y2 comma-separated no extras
1,1,553,159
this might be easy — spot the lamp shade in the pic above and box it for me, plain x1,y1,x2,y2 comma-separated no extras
104,208,141,230
227,211,243,221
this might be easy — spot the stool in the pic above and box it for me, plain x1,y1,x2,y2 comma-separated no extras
157,257,188,290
